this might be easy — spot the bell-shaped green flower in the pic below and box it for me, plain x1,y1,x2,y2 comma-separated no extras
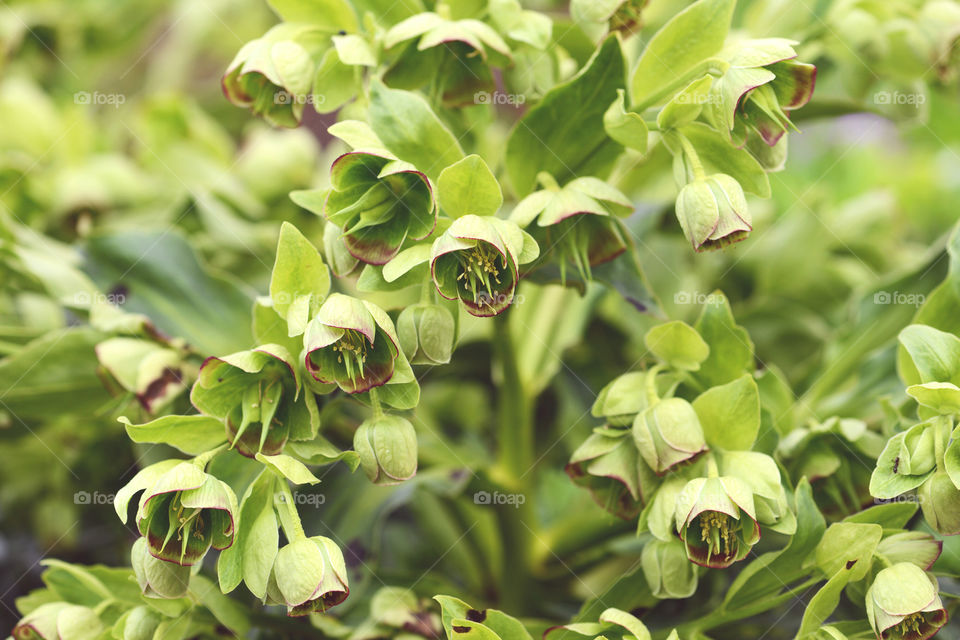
675,174,752,252
396,303,457,366
130,536,190,599
383,11,511,106
632,398,707,475
266,536,349,616
877,532,943,571
865,563,947,640
128,462,237,566
674,476,760,568
192,346,304,458
431,214,538,317
13,603,103,640
705,38,816,147
304,294,401,393
717,450,796,535
510,175,632,282
918,471,960,535
353,414,419,485
222,25,326,128
566,427,659,519
641,538,698,599
294,152,436,265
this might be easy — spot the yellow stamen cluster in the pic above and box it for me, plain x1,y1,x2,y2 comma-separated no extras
161,496,206,563
333,329,369,383
897,613,925,637
699,511,733,557
456,244,507,305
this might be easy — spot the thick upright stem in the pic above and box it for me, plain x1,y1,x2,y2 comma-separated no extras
492,314,537,610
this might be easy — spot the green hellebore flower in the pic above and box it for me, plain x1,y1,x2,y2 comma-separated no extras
566,427,659,519
674,476,760,568
266,536,350,616
675,174,752,252
304,152,436,265
353,414,419,485
222,25,326,128
192,345,302,458
12,603,103,640
705,38,817,147
121,606,163,640
397,303,457,366
431,214,538,317
304,293,401,393
918,471,960,535
632,398,707,475
865,563,947,640
641,538,698,599
717,450,796,535
130,536,191,599
134,462,237,566
877,532,943,571
510,176,632,283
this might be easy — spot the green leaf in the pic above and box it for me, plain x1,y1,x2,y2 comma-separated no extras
644,320,709,371
83,231,253,356
814,523,881,581
796,566,858,638
899,324,960,386
383,244,432,282
603,89,648,153
368,80,465,180
598,608,652,640
842,502,918,529
269,222,331,337
255,453,321,485
693,290,754,387
190,574,251,635
0,328,110,420
677,122,771,197
218,471,277,597
505,35,625,196
630,0,735,105
869,432,934,499
692,374,760,451
906,382,960,414
265,0,357,31
120,415,227,456
437,154,503,218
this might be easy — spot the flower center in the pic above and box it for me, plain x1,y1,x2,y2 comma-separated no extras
162,495,207,563
333,329,369,383
897,612,925,636
699,511,734,556
456,244,506,305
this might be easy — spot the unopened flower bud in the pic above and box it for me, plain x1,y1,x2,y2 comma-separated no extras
632,398,707,475
918,471,960,535
641,538,698,599
354,414,418,485
397,303,456,366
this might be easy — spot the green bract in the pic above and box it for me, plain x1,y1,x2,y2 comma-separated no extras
304,293,400,393
430,214,538,317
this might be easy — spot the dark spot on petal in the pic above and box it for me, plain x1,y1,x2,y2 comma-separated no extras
466,609,486,623
453,627,471,634
845,559,857,570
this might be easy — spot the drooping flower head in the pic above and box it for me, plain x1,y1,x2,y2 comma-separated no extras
304,294,400,393
266,536,350,616
431,214,538,317
674,476,760,568
866,563,947,640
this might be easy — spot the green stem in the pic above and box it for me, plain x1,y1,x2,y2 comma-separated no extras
273,475,307,541
677,134,707,180
369,387,384,418
492,313,537,609
933,416,948,471
633,58,727,112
